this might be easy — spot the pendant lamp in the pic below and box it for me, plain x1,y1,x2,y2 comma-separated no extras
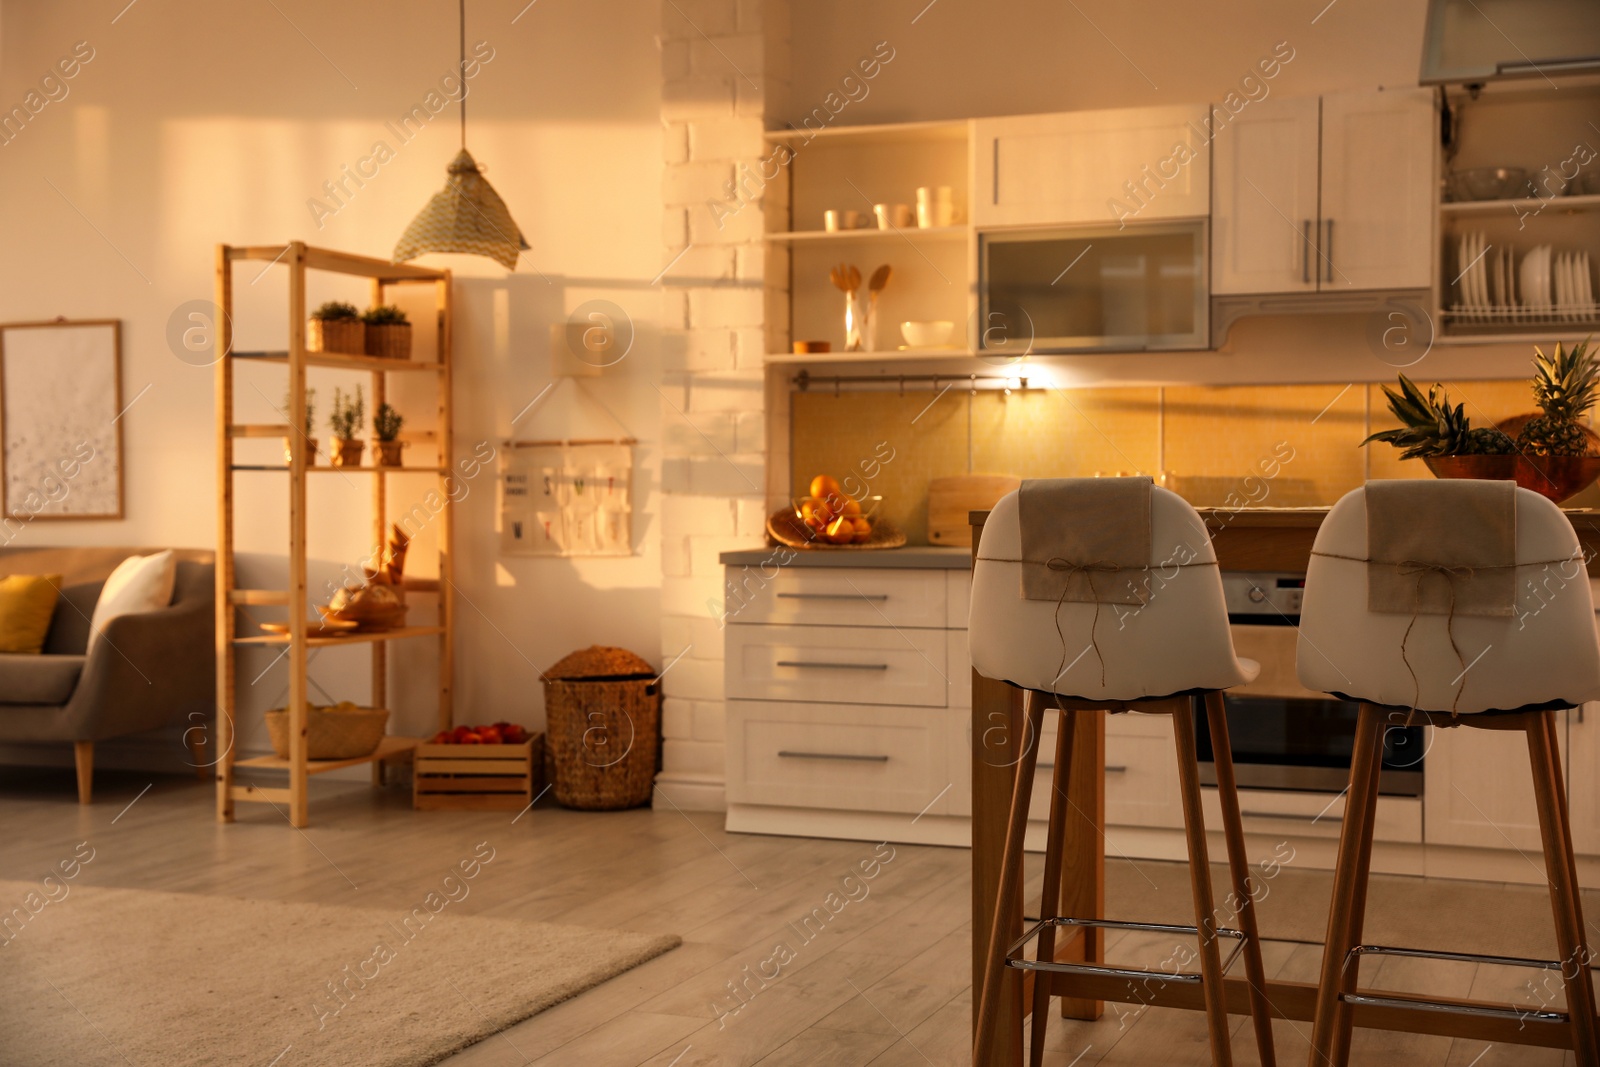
393,0,528,270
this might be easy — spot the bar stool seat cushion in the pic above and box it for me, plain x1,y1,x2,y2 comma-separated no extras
1298,484,1600,714
971,486,1255,701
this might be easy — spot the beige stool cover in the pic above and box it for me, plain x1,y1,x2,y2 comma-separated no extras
1297,482,1600,713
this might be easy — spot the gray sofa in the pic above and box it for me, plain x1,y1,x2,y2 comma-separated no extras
0,546,214,802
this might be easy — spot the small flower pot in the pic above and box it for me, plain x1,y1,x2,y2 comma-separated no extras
331,438,365,468
374,440,406,467
365,322,412,360
308,318,364,355
284,437,319,466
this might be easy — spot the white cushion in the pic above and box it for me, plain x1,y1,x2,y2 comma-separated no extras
970,486,1254,701
1297,485,1600,713
89,551,177,651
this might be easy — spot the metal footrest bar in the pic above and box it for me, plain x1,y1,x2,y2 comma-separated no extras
1005,916,1246,985
1341,991,1567,1026
1340,943,1571,1026
1350,942,1564,971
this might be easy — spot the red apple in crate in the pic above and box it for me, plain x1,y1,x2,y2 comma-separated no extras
478,725,503,744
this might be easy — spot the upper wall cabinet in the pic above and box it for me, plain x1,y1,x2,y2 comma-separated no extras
973,105,1211,228
1212,88,1436,295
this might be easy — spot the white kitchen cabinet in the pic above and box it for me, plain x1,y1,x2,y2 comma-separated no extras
1211,88,1435,295
973,105,1211,228
1211,96,1321,294
1424,712,1565,852
1319,88,1437,291
1566,704,1600,855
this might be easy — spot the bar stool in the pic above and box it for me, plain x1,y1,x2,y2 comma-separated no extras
970,480,1277,1067
1297,481,1600,1065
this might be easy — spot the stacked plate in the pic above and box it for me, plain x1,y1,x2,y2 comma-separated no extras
1454,232,1596,324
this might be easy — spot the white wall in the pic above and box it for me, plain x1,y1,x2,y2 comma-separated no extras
0,0,666,762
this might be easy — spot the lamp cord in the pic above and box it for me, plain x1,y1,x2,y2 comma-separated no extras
458,0,466,151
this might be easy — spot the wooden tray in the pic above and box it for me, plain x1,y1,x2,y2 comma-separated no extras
258,618,359,638
413,735,544,812
766,508,907,551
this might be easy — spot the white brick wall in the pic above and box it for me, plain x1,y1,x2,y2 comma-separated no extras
655,0,787,812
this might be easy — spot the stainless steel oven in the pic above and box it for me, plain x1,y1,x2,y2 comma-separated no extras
1194,571,1424,797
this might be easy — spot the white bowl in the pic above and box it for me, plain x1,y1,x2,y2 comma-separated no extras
900,320,954,348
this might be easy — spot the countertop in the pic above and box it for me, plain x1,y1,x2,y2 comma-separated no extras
719,545,972,569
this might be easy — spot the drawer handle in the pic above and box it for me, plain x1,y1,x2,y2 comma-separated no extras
776,593,889,601
777,750,890,763
1039,764,1127,772
776,660,891,671
1241,809,1341,824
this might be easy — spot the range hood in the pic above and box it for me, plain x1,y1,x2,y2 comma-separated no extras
1421,0,1600,85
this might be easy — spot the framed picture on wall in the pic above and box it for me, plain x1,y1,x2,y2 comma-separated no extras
0,319,124,520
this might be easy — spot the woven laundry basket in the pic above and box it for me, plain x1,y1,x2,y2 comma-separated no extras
542,646,660,810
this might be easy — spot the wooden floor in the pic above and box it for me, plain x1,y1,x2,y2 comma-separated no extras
0,766,1578,1066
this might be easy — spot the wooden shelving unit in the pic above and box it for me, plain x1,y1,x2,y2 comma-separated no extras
214,242,454,828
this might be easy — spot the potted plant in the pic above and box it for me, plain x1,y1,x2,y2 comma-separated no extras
328,385,365,468
373,403,405,466
282,387,318,465
308,301,364,355
363,305,411,360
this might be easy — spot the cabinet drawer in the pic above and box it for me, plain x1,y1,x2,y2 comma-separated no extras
1203,788,1421,845
727,624,949,707
726,566,947,628
727,700,945,814
1029,727,1182,830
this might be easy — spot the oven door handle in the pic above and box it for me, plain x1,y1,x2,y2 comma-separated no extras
1240,809,1342,824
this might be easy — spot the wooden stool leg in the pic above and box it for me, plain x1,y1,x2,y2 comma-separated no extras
1204,692,1278,1067
1172,696,1233,1067
975,690,1048,1066
1527,711,1600,1063
1029,705,1078,1067
1309,703,1385,1067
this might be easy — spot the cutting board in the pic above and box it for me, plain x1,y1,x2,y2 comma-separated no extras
927,474,1021,546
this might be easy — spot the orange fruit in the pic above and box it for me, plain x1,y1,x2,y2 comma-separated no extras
851,517,872,543
825,516,855,544
840,497,862,518
810,474,843,500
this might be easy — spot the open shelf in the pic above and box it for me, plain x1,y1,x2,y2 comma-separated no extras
217,241,454,828
765,225,967,243
231,350,440,373
234,735,418,776
1440,192,1600,215
230,465,448,473
234,624,446,648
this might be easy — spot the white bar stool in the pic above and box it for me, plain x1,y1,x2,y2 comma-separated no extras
970,481,1277,1067
1297,481,1600,1065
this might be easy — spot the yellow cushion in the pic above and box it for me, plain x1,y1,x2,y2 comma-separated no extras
0,574,62,654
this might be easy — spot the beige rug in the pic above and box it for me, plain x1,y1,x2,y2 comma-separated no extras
1106,858,1599,960
0,881,679,1067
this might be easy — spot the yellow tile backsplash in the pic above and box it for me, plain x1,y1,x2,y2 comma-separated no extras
791,377,1592,544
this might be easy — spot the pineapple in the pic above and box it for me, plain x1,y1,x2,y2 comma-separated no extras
1517,340,1598,457
1364,374,1515,458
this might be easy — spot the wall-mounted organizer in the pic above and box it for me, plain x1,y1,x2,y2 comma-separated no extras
500,439,634,557
499,375,635,557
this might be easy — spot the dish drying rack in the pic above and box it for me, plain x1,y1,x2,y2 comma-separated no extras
1445,233,1598,328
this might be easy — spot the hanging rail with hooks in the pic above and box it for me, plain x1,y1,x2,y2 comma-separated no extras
791,369,1033,395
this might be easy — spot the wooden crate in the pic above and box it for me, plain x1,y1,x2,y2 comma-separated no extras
413,735,544,811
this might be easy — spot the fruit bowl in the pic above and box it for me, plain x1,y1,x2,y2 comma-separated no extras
1423,454,1600,504
768,506,907,550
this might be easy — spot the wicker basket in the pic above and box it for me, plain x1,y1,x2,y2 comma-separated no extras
264,703,389,760
365,322,412,360
308,317,364,355
542,646,660,810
